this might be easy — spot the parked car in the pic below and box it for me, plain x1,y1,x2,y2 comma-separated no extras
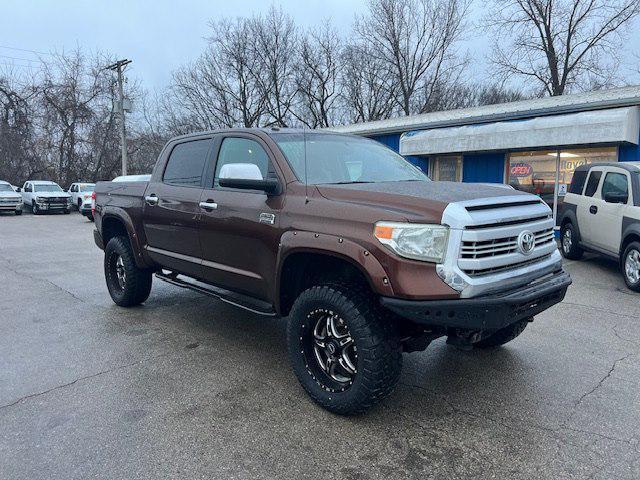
21,180,72,214
0,180,22,215
559,162,640,291
68,182,96,209
93,129,571,414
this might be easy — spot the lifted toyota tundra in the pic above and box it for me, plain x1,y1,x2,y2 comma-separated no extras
93,129,571,415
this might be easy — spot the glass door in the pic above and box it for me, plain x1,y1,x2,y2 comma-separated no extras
431,156,462,182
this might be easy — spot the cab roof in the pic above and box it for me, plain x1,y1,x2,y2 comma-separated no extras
575,162,640,173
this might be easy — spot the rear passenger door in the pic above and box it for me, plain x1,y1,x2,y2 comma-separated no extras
576,168,603,247
143,137,214,278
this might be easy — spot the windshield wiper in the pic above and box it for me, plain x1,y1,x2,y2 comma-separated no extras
330,181,375,185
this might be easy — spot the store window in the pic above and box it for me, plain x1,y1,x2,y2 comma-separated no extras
508,147,617,214
431,156,462,181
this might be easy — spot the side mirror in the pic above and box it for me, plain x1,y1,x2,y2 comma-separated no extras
15,187,21,192
604,191,628,204
219,177,281,195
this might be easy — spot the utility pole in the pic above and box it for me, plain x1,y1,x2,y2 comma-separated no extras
106,59,132,176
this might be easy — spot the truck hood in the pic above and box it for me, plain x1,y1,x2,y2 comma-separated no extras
316,181,531,220
32,192,71,199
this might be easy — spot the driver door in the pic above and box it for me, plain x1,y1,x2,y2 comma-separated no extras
198,134,285,301
591,169,631,254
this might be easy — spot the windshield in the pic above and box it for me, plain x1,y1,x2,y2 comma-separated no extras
79,184,95,192
271,133,428,184
0,184,14,192
34,184,63,192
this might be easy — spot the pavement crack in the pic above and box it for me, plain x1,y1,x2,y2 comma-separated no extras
572,353,634,410
0,352,172,411
0,254,87,304
560,352,637,431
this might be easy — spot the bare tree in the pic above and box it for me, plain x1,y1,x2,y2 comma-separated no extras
294,23,343,128
341,43,397,123
171,17,266,130
355,0,470,116
0,73,41,183
250,6,299,126
487,0,640,96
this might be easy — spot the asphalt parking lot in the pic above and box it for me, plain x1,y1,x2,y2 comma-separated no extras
1,211,639,479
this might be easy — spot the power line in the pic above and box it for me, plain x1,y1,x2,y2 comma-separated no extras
0,44,53,56
0,54,47,64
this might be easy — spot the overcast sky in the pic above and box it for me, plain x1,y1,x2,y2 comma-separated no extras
1,0,638,93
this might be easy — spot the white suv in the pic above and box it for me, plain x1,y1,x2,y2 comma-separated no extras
559,162,640,291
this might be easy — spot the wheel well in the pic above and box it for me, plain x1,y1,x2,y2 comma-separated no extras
279,252,371,316
622,233,640,254
102,216,129,246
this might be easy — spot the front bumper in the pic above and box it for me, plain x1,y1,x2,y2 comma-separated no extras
381,268,571,331
35,201,71,210
0,203,21,210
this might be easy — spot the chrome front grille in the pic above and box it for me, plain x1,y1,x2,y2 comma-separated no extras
461,228,555,259
454,200,558,279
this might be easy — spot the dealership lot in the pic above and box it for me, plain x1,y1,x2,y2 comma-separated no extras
1,212,639,479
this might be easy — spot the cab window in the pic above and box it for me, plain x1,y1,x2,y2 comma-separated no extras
601,172,628,200
584,171,602,197
214,137,271,187
163,139,212,187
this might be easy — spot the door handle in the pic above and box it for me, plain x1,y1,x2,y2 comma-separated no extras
199,200,218,211
589,205,598,214
145,194,159,206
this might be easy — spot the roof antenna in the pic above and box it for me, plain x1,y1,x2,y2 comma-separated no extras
303,126,309,204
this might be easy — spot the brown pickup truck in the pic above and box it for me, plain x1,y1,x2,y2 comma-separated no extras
93,128,571,414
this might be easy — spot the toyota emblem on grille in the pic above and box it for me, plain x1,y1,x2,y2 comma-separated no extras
518,230,535,255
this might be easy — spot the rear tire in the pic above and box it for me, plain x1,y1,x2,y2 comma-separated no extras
474,319,529,349
287,284,402,415
622,241,640,292
104,236,153,307
560,222,583,260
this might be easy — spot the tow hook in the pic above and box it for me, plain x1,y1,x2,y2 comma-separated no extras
446,330,483,351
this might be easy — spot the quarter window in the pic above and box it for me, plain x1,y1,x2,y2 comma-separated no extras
568,170,587,194
584,171,602,197
163,139,212,186
601,172,628,199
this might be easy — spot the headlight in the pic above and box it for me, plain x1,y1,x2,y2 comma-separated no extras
374,222,449,263
35,196,43,202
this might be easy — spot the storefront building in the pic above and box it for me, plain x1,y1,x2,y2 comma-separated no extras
331,86,640,222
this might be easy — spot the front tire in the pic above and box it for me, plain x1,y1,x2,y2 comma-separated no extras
474,319,529,349
287,284,402,415
32,202,40,215
560,222,583,260
622,242,640,292
15,209,22,216
104,236,153,307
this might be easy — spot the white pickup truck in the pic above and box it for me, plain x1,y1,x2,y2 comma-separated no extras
0,180,22,215
20,180,72,215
